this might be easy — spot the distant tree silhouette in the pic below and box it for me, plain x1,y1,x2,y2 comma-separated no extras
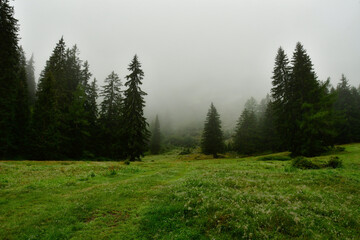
25,54,36,106
150,115,161,154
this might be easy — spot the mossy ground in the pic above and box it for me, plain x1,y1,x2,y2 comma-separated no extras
1,144,359,239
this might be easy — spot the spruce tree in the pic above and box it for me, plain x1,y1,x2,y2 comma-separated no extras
99,71,124,159
150,115,161,154
26,54,36,106
85,78,99,156
123,55,150,161
31,72,61,159
67,84,89,158
201,103,224,158
271,43,334,156
258,101,282,152
271,47,291,150
0,0,30,158
13,47,30,156
86,78,99,127
290,42,334,156
39,38,92,158
333,75,360,143
234,108,258,155
100,72,122,123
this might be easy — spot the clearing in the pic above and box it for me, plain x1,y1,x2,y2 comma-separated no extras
0,144,359,239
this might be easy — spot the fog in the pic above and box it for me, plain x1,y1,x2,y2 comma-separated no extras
14,0,360,130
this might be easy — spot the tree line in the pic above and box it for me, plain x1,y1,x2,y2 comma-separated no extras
202,43,360,157
0,0,149,160
1,1,359,160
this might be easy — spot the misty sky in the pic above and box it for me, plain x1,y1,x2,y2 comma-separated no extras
13,0,360,129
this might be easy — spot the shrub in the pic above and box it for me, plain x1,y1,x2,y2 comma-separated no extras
124,159,130,165
335,146,345,152
292,157,320,169
326,156,343,168
179,148,191,155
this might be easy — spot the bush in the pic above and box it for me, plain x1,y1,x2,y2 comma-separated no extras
326,156,342,168
179,148,192,155
124,159,130,165
335,146,345,152
292,157,320,169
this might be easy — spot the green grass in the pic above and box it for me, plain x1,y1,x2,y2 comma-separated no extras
1,144,360,239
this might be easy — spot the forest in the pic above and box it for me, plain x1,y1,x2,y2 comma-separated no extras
1,0,359,161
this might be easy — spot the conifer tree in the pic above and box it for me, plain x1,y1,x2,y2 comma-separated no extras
289,43,334,156
201,103,224,158
85,78,99,156
87,78,99,125
13,47,30,156
123,55,150,161
234,108,258,155
258,101,282,152
333,75,360,143
26,54,36,105
0,0,29,158
271,47,291,149
99,71,124,159
271,43,334,156
100,72,122,122
67,84,89,158
39,38,92,158
150,115,161,154
31,72,61,159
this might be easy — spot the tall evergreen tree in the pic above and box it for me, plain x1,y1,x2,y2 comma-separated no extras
150,115,162,154
271,43,334,156
86,78,99,126
99,71,124,159
39,38,92,158
0,0,30,158
333,75,360,143
290,43,334,156
258,101,282,152
201,103,224,158
31,72,61,159
123,55,150,161
67,84,89,158
25,54,36,105
84,78,99,155
13,47,30,156
100,72,122,123
234,108,258,155
271,47,291,149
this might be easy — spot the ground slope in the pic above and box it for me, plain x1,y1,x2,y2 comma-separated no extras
0,144,359,239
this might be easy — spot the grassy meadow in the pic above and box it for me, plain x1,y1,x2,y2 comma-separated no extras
1,144,360,239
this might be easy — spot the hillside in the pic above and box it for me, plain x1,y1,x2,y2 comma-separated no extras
1,144,360,239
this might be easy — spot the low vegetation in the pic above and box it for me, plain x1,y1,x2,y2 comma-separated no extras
1,144,359,239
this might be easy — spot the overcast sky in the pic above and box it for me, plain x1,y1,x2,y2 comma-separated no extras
13,0,360,129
